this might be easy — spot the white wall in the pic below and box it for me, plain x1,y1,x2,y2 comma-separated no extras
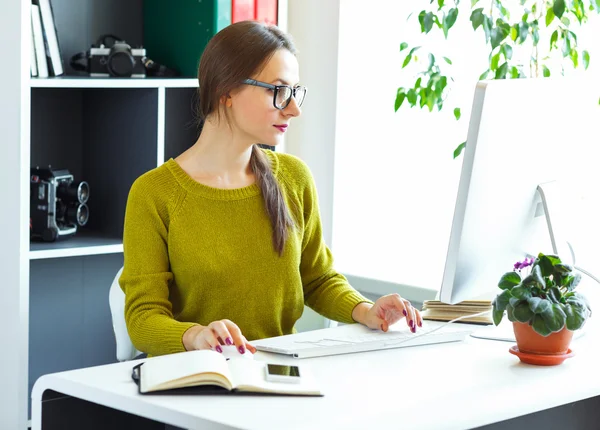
285,0,341,248
0,2,30,429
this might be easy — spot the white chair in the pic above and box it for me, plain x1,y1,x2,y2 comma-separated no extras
109,266,142,361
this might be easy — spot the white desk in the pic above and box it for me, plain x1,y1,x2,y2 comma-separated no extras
32,315,600,430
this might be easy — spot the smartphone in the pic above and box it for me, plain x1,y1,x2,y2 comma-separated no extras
264,364,302,384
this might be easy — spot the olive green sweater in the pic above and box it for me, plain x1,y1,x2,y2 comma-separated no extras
120,149,372,356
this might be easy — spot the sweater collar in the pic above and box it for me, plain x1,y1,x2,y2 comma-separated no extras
165,148,279,200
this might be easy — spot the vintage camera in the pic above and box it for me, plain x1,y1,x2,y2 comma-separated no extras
30,167,90,242
71,35,146,78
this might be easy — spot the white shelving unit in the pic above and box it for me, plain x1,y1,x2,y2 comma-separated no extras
2,1,290,428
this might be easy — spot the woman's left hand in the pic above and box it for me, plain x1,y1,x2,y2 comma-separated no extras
358,294,423,333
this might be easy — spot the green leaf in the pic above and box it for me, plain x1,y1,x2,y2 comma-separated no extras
519,23,529,43
423,12,435,33
491,28,507,50
493,308,504,325
537,255,555,277
470,8,485,30
564,303,587,330
511,285,532,300
400,42,409,51
443,8,459,38
498,271,521,290
545,6,555,26
394,91,406,112
438,0,445,9
495,62,508,79
583,50,590,69
529,297,551,315
542,303,567,332
491,52,500,70
571,49,579,68
479,69,490,80
402,54,412,68
553,0,566,19
510,66,520,78
522,265,545,289
453,107,461,120
415,77,422,88
506,304,516,322
443,56,453,65
554,263,573,274
493,289,512,312
564,273,582,291
550,30,559,49
428,53,436,69
543,65,551,77
548,286,562,303
453,141,466,159
510,26,518,41
407,89,417,105
513,301,534,323
532,314,552,336
502,44,513,60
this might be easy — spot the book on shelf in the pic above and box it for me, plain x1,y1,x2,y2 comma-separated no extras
34,0,64,76
132,350,323,396
30,14,38,77
30,4,48,78
144,0,232,78
421,300,493,325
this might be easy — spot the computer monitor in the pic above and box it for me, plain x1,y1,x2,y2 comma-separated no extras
439,78,599,305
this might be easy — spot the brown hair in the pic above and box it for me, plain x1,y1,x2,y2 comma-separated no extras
197,21,296,255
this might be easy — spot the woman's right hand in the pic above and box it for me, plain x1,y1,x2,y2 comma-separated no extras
183,319,257,355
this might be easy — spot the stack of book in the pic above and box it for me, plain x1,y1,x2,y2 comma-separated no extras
30,0,64,78
421,300,493,325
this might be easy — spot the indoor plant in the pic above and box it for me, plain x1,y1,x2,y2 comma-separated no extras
492,252,592,355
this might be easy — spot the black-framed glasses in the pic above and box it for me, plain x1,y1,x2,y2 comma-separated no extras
242,79,307,110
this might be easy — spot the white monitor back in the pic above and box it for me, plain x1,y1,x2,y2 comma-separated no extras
440,78,599,304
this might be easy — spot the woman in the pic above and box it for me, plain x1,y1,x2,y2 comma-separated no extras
120,21,422,357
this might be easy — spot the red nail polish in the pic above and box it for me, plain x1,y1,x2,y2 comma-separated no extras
226,337,233,345
409,320,414,328
239,346,245,354
411,327,416,333
216,345,223,353
418,321,422,327
403,309,407,316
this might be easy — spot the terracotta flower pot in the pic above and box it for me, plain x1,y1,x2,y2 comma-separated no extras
513,321,574,355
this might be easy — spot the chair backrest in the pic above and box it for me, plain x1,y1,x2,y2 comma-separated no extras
109,266,142,361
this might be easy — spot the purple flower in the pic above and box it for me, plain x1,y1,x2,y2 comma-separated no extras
513,257,534,271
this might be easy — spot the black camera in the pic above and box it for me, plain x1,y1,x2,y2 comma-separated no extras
30,167,90,242
71,34,146,78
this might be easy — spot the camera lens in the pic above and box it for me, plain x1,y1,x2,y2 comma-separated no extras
58,181,89,204
67,203,89,226
107,43,135,77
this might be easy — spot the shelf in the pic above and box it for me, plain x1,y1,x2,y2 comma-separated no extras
29,231,123,260
30,76,199,89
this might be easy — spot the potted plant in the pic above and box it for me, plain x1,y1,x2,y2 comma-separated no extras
492,252,592,361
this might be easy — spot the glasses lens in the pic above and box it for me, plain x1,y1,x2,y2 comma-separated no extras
275,86,292,109
294,87,306,107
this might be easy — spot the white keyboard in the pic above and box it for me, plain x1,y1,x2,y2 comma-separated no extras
251,321,475,358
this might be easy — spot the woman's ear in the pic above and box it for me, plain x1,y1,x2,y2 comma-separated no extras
220,94,232,107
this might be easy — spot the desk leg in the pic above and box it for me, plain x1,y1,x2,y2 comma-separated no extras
39,389,182,430
476,395,600,430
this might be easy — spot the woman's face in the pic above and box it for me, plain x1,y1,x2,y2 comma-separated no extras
228,49,303,147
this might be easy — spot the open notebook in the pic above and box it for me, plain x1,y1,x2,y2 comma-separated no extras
131,350,323,396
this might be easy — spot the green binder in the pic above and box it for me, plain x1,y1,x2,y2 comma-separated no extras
144,0,232,78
